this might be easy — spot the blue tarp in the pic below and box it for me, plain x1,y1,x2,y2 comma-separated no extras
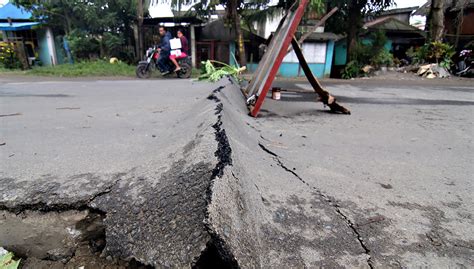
0,3,33,20
0,22,40,31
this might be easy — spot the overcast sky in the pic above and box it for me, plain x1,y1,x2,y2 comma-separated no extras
394,0,426,8
0,0,428,16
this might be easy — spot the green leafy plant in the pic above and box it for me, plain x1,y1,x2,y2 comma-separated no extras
342,30,395,78
407,42,455,68
66,29,101,60
341,60,361,79
0,250,21,269
371,49,394,67
0,42,22,69
199,60,246,82
428,41,455,63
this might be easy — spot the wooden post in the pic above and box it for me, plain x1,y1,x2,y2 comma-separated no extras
291,37,350,114
190,25,197,68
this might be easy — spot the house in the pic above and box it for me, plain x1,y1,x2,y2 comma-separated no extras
333,15,425,75
247,11,340,78
0,2,59,66
246,31,341,78
414,0,474,48
195,18,266,68
367,6,419,24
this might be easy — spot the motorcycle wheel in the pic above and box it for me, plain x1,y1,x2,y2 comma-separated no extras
177,62,192,79
136,63,151,79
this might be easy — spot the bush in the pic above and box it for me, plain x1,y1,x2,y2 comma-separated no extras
102,32,123,57
407,41,455,69
343,30,395,78
342,60,361,79
371,49,394,67
66,29,100,60
0,42,22,69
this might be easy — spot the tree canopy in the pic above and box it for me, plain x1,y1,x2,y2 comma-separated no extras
12,0,139,61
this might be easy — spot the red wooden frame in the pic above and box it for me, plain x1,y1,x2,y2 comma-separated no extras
249,0,309,117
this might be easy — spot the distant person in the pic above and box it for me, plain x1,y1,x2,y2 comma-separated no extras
170,29,189,72
158,26,172,74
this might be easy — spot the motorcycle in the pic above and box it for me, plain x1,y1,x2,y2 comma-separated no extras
454,49,473,77
136,46,192,79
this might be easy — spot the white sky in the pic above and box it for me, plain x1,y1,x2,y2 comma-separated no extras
0,0,427,18
149,0,428,18
393,0,426,8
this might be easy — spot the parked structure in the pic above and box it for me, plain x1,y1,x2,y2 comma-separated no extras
0,2,59,66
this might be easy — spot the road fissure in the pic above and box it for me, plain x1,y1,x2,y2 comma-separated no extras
258,142,374,269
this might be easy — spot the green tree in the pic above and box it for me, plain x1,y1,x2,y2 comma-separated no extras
12,0,138,60
325,0,394,62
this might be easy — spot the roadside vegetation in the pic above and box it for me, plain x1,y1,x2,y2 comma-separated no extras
0,248,21,269
0,60,135,77
342,30,394,79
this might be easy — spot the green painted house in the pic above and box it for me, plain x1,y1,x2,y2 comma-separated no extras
333,16,425,75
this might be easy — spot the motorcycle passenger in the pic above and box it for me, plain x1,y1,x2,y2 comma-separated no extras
170,29,189,72
157,26,172,75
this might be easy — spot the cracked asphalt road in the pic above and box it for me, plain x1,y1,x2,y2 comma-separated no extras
0,75,473,268
256,78,474,267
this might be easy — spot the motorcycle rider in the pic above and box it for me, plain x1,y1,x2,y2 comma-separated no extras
170,29,189,72
157,26,172,75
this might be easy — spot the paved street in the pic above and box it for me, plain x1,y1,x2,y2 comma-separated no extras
0,75,473,268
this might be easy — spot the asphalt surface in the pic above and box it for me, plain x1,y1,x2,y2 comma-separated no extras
260,79,474,267
0,75,473,268
0,78,222,266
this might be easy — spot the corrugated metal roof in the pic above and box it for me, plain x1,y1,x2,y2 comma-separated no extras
0,3,33,20
414,0,474,16
363,17,423,33
0,21,40,31
302,32,343,41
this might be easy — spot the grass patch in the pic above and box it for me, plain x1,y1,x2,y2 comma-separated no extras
19,60,135,77
0,67,25,75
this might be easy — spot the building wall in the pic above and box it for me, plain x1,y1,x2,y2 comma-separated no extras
446,9,474,35
247,40,335,78
334,38,393,66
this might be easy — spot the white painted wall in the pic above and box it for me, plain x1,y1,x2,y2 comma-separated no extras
283,43,327,64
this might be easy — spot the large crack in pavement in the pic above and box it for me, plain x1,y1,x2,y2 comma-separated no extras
258,142,374,269
195,85,239,268
1,82,241,268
